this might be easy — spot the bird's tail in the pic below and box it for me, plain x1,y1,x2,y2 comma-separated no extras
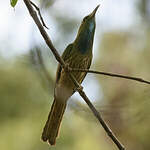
41,99,67,145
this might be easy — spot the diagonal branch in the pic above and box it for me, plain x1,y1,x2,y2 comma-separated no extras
30,0,49,29
23,0,125,149
70,68,150,85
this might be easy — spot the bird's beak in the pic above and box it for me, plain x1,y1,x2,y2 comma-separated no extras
90,5,100,18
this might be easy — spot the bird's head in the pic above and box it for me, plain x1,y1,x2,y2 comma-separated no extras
74,5,99,54
81,5,99,32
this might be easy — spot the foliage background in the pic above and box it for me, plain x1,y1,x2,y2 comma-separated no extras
0,0,150,150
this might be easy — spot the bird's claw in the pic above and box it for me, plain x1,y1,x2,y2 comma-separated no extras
74,85,83,92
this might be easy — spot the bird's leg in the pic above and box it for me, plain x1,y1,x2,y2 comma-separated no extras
76,85,83,91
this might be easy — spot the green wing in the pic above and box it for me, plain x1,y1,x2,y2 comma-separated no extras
56,43,73,83
80,55,92,83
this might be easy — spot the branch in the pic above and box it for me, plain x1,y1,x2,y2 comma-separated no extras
70,68,150,85
23,1,125,149
30,1,49,29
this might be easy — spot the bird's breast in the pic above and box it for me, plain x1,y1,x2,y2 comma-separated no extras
57,52,92,94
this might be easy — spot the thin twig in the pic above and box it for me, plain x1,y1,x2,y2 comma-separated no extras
70,68,150,85
30,0,49,29
23,0,125,149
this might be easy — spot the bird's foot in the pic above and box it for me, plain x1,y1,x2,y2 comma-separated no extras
74,85,83,92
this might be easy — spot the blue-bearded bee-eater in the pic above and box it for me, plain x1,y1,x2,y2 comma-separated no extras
42,5,99,145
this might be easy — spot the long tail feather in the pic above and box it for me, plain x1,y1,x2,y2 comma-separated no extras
41,99,67,145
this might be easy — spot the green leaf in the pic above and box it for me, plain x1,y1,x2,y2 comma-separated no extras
10,0,18,7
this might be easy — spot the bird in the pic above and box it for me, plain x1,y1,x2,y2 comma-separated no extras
41,5,99,145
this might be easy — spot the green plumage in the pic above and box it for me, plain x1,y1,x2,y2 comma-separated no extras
42,5,99,145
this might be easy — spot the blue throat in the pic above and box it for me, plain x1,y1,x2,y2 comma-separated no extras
77,22,95,54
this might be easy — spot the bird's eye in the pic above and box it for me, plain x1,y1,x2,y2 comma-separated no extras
83,16,88,22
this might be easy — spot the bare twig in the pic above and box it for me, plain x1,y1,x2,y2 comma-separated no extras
30,0,49,29
70,68,150,85
23,0,125,149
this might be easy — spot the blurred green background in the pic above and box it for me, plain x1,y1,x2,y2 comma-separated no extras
1,0,150,150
